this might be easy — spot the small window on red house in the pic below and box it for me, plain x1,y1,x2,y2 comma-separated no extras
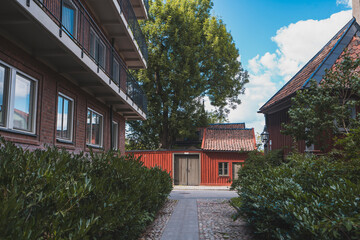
218,162,229,176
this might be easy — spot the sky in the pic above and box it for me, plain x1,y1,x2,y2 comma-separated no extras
207,0,353,135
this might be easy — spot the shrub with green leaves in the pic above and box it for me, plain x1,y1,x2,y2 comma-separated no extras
0,138,172,239
232,150,360,240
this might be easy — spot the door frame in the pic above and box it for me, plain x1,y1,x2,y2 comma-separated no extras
172,152,201,186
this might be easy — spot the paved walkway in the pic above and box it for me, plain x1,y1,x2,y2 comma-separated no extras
160,190,238,240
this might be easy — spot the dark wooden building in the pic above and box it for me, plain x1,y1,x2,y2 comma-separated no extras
259,11,360,155
127,123,256,186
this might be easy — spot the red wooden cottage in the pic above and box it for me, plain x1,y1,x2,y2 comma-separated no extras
258,4,360,156
127,123,256,186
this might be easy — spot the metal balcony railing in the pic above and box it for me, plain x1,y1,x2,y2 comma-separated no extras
117,0,148,61
35,0,147,114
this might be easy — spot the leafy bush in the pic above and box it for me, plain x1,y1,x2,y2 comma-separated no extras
232,150,360,240
0,138,172,239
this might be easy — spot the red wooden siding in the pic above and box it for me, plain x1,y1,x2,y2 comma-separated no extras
266,109,305,156
126,150,248,186
201,152,246,186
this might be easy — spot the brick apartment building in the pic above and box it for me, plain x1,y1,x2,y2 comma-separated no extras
0,0,148,153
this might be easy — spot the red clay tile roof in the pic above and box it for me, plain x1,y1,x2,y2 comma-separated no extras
201,128,256,152
209,123,246,129
259,19,354,113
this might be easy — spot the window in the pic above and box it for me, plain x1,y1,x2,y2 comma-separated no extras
0,61,37,134
62,0,78,37
0,65,8,126
57,93,74,141
13,74,36,132
90,29,106,69
86,108,103,147
113,58,120,85
218,162,229,176
112,121,118,150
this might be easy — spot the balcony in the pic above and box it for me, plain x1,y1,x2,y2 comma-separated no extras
0,0,147,120
86,0,148,68
129,0,149,19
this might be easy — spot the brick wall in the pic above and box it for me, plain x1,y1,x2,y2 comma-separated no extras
0,35,126,154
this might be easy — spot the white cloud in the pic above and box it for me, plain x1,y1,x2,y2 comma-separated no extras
206,9,353,134
337,0,352,8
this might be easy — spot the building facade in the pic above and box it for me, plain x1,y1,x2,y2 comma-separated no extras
259,7,360,155
127,123,256,186
0,0,148,153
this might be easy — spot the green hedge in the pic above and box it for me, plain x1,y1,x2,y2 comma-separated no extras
0,138,172,239
232,151,360,240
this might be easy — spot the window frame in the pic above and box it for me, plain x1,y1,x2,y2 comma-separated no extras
0,60,38,135
218,162,229,177
112,120,119,150
56,92,74,142
86,108,103,148
89,29,106,69
61,0,78,38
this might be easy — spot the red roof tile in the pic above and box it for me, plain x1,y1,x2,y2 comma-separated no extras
209,123,246,129
259,20,352,112
202,128,256,152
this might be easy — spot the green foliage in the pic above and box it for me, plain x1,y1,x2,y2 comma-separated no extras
0,138,172,239
231,151,360,240
128,0,249,149
282,54,360,151
333,126,360,161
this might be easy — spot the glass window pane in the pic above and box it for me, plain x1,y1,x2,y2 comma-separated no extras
56,96,63,138
62,4,75,36
113,60,120,85
13,74,33,131
90,31,95,59
218,163,222,175
98,42,105,68
0,65,6,126
86,110,91,144
112,121,118,150
91,113,102,146
224,163,228,175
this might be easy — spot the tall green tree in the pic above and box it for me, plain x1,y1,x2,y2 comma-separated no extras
282,54,360,151
127,0,249,149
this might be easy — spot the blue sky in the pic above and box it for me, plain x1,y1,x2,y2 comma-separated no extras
207,0,353,137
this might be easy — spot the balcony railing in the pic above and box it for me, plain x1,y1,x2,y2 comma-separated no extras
35,0,147,114
117,0,148,61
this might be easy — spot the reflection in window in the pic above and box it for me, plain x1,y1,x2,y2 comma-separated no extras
218,162,229,176
112,121,118,150
90,30,106,69
0,65,7,126
113,59,120,85
13,74,34,132
62,1,77,37
57,94,74,140
86,109,103,147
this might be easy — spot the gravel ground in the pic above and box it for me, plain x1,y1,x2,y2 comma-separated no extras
139,199,178,240
197,200,254,240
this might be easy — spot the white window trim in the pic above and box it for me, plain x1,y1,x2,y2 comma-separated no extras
90,28,106,68
56,92,74,142
86,107,103,148
0,60,38,135
112,120,119,150
62,0,78,38
219,162,229,177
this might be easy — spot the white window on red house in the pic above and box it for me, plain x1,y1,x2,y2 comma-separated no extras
86,108,103,147
57,93,74,141
0,61,37,134
112,121,118,150
218,162,229,176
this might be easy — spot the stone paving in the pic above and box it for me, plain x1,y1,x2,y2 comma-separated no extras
198,200,254,240
139,199,178,240
139,190,254,240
